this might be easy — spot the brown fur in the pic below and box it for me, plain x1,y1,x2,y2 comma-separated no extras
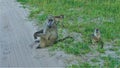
34,15,58,48
33,15,73,49
91,28,104,48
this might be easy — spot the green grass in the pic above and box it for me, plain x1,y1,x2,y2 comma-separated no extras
68,63,94,68
101,56,120,68
97,48,105,53
116,51,120,56
109,47,119,51
17,0,120,52
91,58,100,62
113,39,120,46
17,0,120,40
17,0,120,67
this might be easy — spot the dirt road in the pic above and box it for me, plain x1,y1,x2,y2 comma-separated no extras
0,0,65,67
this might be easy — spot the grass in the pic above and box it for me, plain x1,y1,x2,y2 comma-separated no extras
101,56,120,68
17,0,120,67
17,0,120,40
116,51,120,56
109,47,119,51
97,48,105,53
113,39,120,46
91,58,100,62
68,63,94,68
